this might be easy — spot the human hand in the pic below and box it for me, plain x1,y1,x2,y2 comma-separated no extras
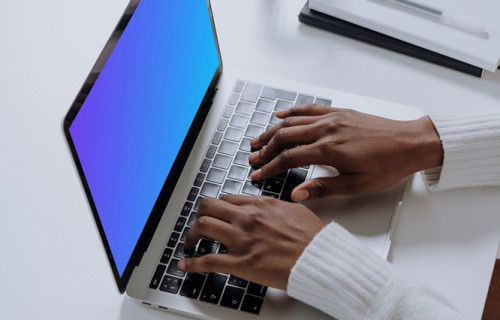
249,105,443,201
178,195,325,290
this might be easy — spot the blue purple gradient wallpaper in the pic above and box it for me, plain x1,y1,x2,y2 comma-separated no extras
69,0,219,276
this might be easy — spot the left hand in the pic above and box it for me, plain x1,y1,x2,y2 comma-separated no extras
178,195,325,290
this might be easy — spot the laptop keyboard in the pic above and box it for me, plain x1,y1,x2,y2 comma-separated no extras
149,80,332,315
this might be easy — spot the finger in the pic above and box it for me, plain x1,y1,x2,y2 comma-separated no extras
291,175,364,201
249,123,321,165
219,193,258,206
184,215,237,249
197,197,237,223
178,253,238,274
250,116,318,149
251,144,323,181
276,104,337,119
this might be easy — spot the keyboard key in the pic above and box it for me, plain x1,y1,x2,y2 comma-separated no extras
274,99,293,111
174,242,191,259
234,151,250,166
218,244,228,254
183,245,196,258
260,87,297,101
229,114,249,128
212,131,223,145
206,145,217,159
296,94,314,106
160,248,173,264
262,191,279,198
159,275,182,294
224,127,244,142
247,283,268,297
228,165,248,181
167,259,185,277
235,101,254,116
250,111,269,126
180,273,206,299
263,178,284,194
149,264,166,289
242,180,261,195
240,83,262,103
217,118,229,131
276,171,288,180
239,138,252,152
315,97,332,106
200,182,220,198
270,112,281,125
245,125,264,139
222,180,242,194
281,168,308,202
200,159,211,173
180,227,190,242
213,154,232,169
200,273,228,304
255,99,274,113
220,286,245,309
234,80,245,93
228,93,239,106
218,140,238,156
228,275,248,288
197,239,219,256
167,232,180,248
194,197,203,211
187,212,197,226
187,187,199,201
207,168,226,184
180,202,193,217
223,105,234,118
174,216,186,232
241,295,264,314
194,172,205,187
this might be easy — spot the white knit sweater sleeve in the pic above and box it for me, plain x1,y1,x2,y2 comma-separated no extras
422,111,500,191
287,222,465,320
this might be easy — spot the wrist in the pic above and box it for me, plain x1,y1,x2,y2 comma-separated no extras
408,116,444,171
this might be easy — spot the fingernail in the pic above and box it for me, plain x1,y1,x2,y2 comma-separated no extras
250,169,261,180
248,152,258,163
294,189,309,202
177,259,185,271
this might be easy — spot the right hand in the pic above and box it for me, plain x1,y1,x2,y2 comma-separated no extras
249,104,443,201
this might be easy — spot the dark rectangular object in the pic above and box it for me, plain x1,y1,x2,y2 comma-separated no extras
299,1,484,77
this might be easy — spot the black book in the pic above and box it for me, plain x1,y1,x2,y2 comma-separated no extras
299,1,484,77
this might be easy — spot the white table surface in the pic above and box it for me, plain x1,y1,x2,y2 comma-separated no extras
1,0,499,319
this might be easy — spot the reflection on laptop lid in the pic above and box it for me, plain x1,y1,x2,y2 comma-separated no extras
64,0,222,292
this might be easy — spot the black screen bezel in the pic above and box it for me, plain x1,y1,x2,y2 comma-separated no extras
62,0,222,293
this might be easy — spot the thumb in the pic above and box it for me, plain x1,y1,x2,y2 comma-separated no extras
291,175,361,201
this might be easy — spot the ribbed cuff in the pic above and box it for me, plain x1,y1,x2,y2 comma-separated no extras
422,112,500,191
287,222,397,320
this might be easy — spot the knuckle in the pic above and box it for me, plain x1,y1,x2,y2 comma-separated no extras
281,117,293,128
287,107,297,117
274,128,287,145
278,149,292,166
312,180,329,198
196,215,211,230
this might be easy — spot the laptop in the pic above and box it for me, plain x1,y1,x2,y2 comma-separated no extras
63,0,423,319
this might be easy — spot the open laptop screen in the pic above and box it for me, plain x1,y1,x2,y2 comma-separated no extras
65,0,220,286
